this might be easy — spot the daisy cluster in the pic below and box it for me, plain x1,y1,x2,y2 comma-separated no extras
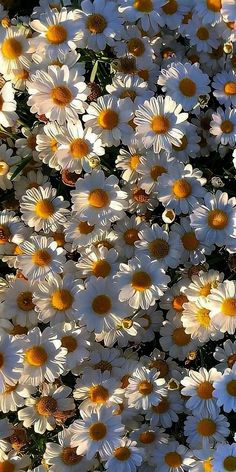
0,0,236,471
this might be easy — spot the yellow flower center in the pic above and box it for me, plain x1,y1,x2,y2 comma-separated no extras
152,398,169,413
2,37,22,59
89,422,107,440
98,108,119,129
128,37,145,56
149,359,169,377
172,294,188,312
203,459,212,472
196,308,211,328
92,294,112,315
197,418,216,436
124,228,139,245
61,447,82,465
227,354,236,369
17,291,34,311
197,381,214,399
50,139,58,152
36,396,58,416
94,360,112,372
0,461,15,472
78,221,95,234
132,271,152,291
149,239,169,258
32,249,51,267
161,47,174,59
197,27,209,40
221,120,234,134
122,318,133,329
10,325,28,336
86,14,107,34
51,86,72,106
25,345,48,366
89,385,109,404
88,188,109,208
165,452,182,468
224,456,236,471
35,199,55,218
51,289,73,311
209,45,224,59
133,0,153,12
114,447,131,461
0,224,11,243
208,209,228,229
61,335,77,352
120,89,137,101
224,81,236,95
70,139,89,159
0,352,4,369
173,135,188,151
133,187,149,202
199,283,211,297
139,431,155,444
181,231,199,251
46,24,67,44
92,260,111,278
172,179,192,198
172,327,191,346
130,154,140,170
138,380,153,395
179,78,197,97
151,115,170,134
53,231,65,247
14,69,29,80
0,161,9,176
162,0,178,14
182,11,192,24
206,0,222,11
150,165,166,180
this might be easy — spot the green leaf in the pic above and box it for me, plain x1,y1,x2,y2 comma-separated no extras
10,155,32,181
90,60,99,83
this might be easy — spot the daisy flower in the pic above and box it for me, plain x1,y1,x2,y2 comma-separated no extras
17,235,66,282
113,25,153,69
57,322,90,372
160,317,198,361
76,245,119,279
115,145,146,184
64,214,103,251
210,107,236,146
214,339,236,372
150,441,195,472
0,451,31,472
0,81,18,128
190,190,236,247
0,383,34,414
123,183,157,215
83,95,133,147
194,0,223,24
0,332,23,393
118,0,166,30
95,311,148,348
184,411,229,448
106,74,153,106
27,65,88,125
157,163,206,215
131,424,169,460
0,210,29,256
116,254,170,309
0,143,18,190
183,269,223,301
20,184,69,233
212,70,236,106
221,0,236,21
212,443,236,472
0,278,38,328
181,298,221,343
0,26,30,75
185,16,219,52
14,170,49,201
15,125,41,160
137,151,170,193
208,280,236,334
213,365,236,412
70,406,124,460
71,170,127,226
125,366,167,410
173,217,213,265
146,390,184,428
36,122,63,170
134,96,188,153
21,326,67,386
181,367,221,416
102,438,143,472
74,0,124,51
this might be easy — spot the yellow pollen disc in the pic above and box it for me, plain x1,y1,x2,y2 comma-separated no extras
61,447,82,465
0,161,9,176
132,271,151,291
172,327,191,346
179,78,196,97
78,221,95,234
32,249,51,267
208,209,228,229
51,289,73,311
61,335,77,352
199,283,211,297
35,199,54,218
197,418,216,436
0,352,4,369
94,240,113,250
150,165,166,180
25,345,48,366
92,260,111,278
172,178,192,199
138,69,149,81
223,456,236,471
197,381,214,399
88,188,109,208
89,422,107,440
149,359,169,377
196,308,211,328
36,396,58,416
221,298,236,317
139,431,155,444
0,224,11,243
17,291,34,311
133,187,149,202
228,354,236,369
197,27,209,40
120,89,136,100
15,69,29,80
162,0,178,14
27,134,36,150
151,115,170,134
53,231,65,247
114,447,131,461
128,37,145,56
124,228,139,245
172,294,188,312
130,154,140,170
154,398,170,414
138,380,153,395
221,120,234,134
173,135,188,151
149,239,169,258
51,86,72,106
161,47,174,59
98,108,119,130
46,24,67,45
206,0,222,11
182,11,192,24
50,139,58,152
70,139,89,159
86,14,107,34
89,385,109,404
203,459,212,472
92,294,111,315
133,0,153,12
182,231,199,251
0,461,15,472
165,452,182,468
2,37,22,59
94,360,112,372
122,318,133,329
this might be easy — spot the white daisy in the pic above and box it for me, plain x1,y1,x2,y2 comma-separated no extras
137,151,171,193
0,451,31,472
106,74,153,106
76,245,119,279
210,106,236,146
184,411,229,448
0,278,38,328
64,213,104,251
0,26,31,75
194,0,223,25
212,70,236,106
212,443,236,472
214,339,236,372
185,16,220,52
118,0,166,30
172,217,213,265
125,366,167,410
0,332,23,393
208,280,236,334
181,298,221,343
0,382,34,414
160,317,198,361
150,441,195,472
115,145,146,184
146,390,184,429
0,81,18,128
181,367,221,416
102,438,144,472
36,122,63,170
113,25,154,69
